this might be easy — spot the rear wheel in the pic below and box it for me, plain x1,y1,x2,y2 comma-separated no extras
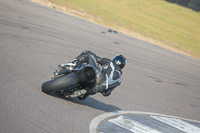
42,73,79,94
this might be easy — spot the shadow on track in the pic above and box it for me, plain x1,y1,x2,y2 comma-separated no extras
50,92,121,112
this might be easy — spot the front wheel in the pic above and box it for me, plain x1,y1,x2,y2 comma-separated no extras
42,73,79,94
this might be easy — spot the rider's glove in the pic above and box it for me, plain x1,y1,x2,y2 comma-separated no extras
58,64,73,71
58,60,78,71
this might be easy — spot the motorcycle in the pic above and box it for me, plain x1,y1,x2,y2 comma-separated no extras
42,63,97,100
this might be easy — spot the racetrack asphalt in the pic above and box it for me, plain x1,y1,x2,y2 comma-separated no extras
0,0,200,133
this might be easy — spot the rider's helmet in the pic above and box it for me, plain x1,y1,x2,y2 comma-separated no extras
112,55,126,69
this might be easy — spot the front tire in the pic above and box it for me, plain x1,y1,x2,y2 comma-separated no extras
42,73,79,94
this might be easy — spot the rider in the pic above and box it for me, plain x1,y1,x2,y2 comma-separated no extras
58,50,126,100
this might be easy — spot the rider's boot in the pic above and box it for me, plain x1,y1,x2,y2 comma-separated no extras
70,89,87,98
78,94,89,101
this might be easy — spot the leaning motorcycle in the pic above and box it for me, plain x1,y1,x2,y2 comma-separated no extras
42,63,96,100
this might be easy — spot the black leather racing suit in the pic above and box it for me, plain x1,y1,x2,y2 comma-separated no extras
74,50,122,97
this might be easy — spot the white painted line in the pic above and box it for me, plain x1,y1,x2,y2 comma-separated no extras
90,111,200,133
109,115,162,133
151,116,200,133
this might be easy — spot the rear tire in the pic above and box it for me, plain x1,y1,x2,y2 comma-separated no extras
42,73,79,94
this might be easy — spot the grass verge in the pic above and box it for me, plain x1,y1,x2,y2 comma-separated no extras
33,0,200,60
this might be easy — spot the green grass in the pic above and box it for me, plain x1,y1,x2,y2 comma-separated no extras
48,0,200,59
